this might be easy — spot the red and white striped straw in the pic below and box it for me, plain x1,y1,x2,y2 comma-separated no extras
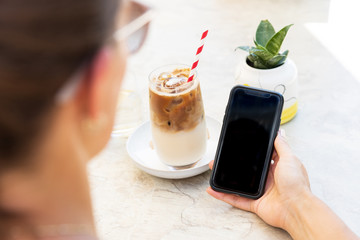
188,30,208,82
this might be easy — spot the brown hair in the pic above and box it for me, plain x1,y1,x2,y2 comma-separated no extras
0,0,120,238
0,0,120,165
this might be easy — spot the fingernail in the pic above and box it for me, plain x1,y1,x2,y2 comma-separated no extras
279,129,286,138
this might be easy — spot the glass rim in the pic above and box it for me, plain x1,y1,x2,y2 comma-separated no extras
148,64,199,95
148,63,198,86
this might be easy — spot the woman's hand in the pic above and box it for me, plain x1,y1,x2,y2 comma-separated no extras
207,130,311,229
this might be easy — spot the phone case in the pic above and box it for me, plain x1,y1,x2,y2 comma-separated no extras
210,85,284,200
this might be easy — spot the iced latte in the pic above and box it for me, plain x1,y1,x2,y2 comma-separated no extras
149,65,207,167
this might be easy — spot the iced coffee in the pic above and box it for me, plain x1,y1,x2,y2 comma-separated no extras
149,64,207,167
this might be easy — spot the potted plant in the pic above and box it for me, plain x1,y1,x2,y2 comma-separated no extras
235,20,298,124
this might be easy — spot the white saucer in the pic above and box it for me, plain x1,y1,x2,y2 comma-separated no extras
126,116,221,179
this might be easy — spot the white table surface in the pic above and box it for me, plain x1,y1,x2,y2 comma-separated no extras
88,0,360,239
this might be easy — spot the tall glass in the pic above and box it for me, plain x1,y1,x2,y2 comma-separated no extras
149,64,207,167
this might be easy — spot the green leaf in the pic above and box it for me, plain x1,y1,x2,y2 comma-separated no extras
267,54,287,68
254,40,271,52
235,46,255,52
250,49,273,61
255,20,276,46
247,54,268,69
254,40,261,48
281,49,289,57
265,24,293,55
253,60,268,69
265,50,289,68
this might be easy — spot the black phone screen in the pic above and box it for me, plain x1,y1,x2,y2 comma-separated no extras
212,88,282,196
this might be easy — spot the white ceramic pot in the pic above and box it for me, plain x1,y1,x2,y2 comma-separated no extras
235,57,298,124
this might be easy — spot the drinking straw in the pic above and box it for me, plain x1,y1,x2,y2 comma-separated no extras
188,30,209,82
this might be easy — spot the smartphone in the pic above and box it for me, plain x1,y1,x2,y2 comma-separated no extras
210,85,284,199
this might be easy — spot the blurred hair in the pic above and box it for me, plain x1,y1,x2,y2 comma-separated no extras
0,0,120,238
0,0,120,166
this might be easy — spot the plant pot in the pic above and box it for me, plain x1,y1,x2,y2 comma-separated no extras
235,57,298,124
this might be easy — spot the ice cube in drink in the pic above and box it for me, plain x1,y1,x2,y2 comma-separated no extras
149,65,207,167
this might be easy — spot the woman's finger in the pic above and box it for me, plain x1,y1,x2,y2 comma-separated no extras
206,187,254,212
265,164,275,191
271,149,279,161
274,132,292,158
209,160,214,170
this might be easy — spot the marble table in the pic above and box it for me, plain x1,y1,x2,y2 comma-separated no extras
88,0,360,239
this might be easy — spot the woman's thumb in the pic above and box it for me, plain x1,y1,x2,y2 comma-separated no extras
274,129,292,157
